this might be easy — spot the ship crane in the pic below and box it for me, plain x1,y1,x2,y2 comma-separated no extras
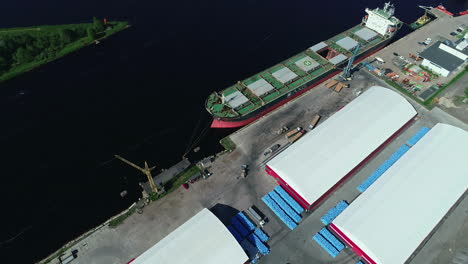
341,43,361,80
114,155,162,194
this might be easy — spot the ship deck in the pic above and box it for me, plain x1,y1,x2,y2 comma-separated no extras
206,23,387,118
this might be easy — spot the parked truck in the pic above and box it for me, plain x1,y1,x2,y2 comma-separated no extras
247,206,267,227
285,127,302,139
309,114,321,130
289,130,305,143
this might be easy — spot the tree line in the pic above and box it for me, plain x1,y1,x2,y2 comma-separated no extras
0,17,106,74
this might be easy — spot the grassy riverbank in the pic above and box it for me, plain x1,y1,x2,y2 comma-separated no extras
0,19,129,83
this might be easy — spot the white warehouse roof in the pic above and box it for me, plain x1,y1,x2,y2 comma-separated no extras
332,123,468,264
267,86,416,207
132,208,248,264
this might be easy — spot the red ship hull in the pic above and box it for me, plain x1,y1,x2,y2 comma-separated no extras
211,44,387,128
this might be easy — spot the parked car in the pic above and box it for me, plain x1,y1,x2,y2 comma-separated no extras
270,144,281,152
240,165,249,178
457,24,465,32
423,38,432,45
450,32,458,36
393,52,399,56
241,168,248,178
202,169,213,179
182,183,189,189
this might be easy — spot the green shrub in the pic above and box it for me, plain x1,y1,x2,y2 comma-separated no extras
220,137,236,151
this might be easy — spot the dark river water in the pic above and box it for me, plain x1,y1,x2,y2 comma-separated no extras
0,0,466,262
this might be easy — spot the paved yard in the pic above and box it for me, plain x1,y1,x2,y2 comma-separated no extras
45,66,468,264
437,73,468,124
363,14,468,98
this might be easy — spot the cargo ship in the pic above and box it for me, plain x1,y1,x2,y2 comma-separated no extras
206,3,402,128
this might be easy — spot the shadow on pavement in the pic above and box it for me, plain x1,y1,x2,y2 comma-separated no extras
210,203,240,226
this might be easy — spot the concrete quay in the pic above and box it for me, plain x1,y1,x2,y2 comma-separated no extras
40,13,468,264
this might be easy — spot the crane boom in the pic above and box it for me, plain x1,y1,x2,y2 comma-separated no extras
114,155,160,193
144,161,159,193
115,155,145,172
342,43,361,80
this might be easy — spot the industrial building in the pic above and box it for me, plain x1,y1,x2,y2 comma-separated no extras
265,86,417,210
131,208,248,264
330,123,468,264
419,40,468,77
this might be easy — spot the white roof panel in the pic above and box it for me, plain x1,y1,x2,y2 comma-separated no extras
332,123,468,264
309,42,328,52
272,67,298,84
133,208,248,264
456,39,468,51
247,78,275,96
329,53,348,65
336,36,359,51
224,90,249,108
355,27,378,41
295,56,320,72
267,86,417,206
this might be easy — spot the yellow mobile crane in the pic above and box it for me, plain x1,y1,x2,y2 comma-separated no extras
114,155,162,194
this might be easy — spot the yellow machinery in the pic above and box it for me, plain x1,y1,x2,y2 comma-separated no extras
415,13,430,26
114,155,161,193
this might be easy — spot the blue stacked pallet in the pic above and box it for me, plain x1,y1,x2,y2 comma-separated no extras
227,225,243,242
312,233,339,258
269,192,302,223
319,228,344,251
407,127,430,146
240,239,259,259
247,233,270,255
254,228,269,242
336,200,348,211
321,200,348,225
236,212,256,232
262,195,298,230
231,217,250,238
274,186,304,214
357,144,410,192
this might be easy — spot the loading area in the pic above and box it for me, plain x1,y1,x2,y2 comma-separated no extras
55,9,468,264
359,11,467,106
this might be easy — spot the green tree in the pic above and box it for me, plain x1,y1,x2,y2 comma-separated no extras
464,87,468,97
0,56,7,72
48,33,63,50
87,27,97,40
14,47,34,64
34,36,50,50
93,17,105,32
59,29,74,43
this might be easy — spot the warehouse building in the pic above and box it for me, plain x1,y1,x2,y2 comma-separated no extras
265,86,417,210
330,123,468,264
419,40,468,77
131,208,248,264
